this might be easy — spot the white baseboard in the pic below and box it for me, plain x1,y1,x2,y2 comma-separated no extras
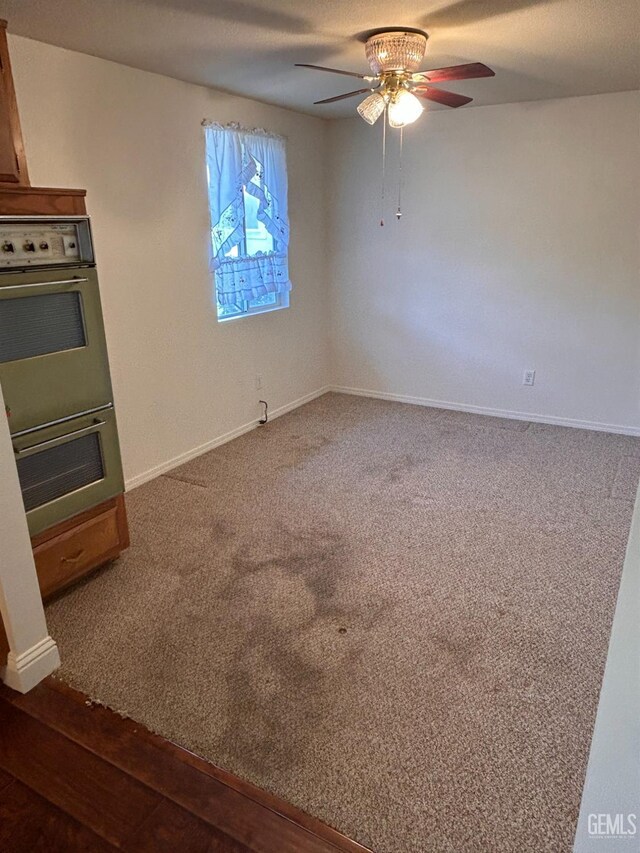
125,385,331,491
1,636,60,694
125,382,639,491
329,385,640,437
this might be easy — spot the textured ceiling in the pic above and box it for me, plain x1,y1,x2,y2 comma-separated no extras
0,0,638,118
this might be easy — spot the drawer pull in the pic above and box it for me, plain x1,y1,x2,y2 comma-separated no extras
61,549,85,564
14,419,105,455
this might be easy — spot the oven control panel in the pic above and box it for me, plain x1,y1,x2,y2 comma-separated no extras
0,218,94,268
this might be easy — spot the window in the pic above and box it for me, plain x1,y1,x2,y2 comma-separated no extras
204,122,292,320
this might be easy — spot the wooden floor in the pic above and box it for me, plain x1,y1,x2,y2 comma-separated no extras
0,678,370,853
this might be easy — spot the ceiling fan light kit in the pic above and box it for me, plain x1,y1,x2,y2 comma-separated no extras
296,29,495,221
356,91,386,125
387,89,424,128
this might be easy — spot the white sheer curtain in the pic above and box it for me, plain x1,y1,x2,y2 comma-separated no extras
204,122,291,306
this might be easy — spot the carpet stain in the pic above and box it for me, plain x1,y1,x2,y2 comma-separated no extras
365,452,426,485
277,434,332,471
218,525,394,775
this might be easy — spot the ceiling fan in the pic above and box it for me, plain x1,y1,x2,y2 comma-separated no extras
296,29,495,128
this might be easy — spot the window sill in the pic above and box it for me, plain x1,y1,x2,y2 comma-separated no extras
216,292,290,323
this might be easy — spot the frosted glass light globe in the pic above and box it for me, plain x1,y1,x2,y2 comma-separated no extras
357,92,386,125
387,90,424,128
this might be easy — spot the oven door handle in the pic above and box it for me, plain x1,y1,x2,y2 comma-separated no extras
0,277,89,291
13,419,105,456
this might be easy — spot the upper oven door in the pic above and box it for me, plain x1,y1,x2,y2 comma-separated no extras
0,267,114,433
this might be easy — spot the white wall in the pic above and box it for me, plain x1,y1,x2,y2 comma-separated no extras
8,35,330,486
573,482,640,850
328,92,640,432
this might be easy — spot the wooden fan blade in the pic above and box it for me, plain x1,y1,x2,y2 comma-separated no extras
295,63,375,81
414,87,473,108
314,88,371,105
414,63,495,83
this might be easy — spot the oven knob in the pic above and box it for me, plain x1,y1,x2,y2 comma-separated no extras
39,241,49,251
2,241,14,252
23,241,36,252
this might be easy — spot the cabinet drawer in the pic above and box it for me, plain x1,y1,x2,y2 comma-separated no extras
33,498,127,599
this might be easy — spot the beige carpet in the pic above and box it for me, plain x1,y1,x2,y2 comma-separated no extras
46,393,640,853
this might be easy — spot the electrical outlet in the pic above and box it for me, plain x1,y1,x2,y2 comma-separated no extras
523,369,536,386
255,374,263,391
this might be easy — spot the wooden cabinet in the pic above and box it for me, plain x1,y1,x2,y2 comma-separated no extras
0,20,29,186
0,185,86,215
32,496,130,599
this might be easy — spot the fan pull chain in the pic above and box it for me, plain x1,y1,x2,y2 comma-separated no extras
380,109,387,227
396,126,404,221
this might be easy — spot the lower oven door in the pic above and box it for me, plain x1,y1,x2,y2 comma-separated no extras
11,406,125,537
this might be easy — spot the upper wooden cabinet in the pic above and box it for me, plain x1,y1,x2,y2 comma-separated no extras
0,19,29,186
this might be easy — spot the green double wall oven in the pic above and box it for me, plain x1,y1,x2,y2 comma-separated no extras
0,216,125,536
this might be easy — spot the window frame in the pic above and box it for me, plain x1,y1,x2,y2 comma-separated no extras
205,125,291,323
